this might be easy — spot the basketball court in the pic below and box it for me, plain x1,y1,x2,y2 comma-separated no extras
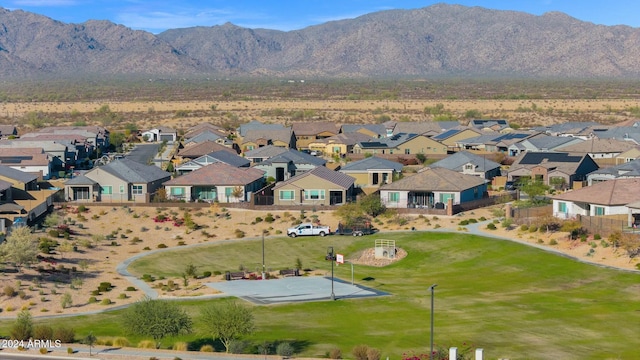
205,276,389,305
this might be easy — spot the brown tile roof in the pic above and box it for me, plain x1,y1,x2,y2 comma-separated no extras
552,178,640,206
242,129,293,144
312,132,376,145
0,148,49,166
380,167,485,191
556,138,636,154
292,122,340,136
273,166,354,190
164,162,264,186
178,141,237,158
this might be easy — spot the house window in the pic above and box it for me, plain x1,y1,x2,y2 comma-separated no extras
388,192,399,202
101,185,112,195
405,148,410,154
119,185,125,193
171,187,185,196
464,164,474,170
558,202,567,213
225,187,233,199
439,193,454,203
132,185,143,195
594,206,605,216
304,189,325,200
279,190,295,200
246,145,255,151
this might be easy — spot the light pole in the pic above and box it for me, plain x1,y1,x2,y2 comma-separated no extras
261,231,266,280
326,247,336,300
429,284,438,360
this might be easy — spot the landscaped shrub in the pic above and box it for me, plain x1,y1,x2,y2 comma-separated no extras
202,271,212,278
157,243,167,249
228,340,246,354
100,298,112,305
549,239,558,245
200,345,214,352
113,337,130,347
118,293,127,299
276,342,294,357
234,229,245,238
529,225,538,233
264,213,275,223
367,347,381,360
88,297,98,304
67,347,74,354
594,234,602,240
125,286,137,291
458,219,469,226
486,223,497,230
138,340,156,349
39,348,48,354
520,224,529,231
172,342,189,351
33,324,53,340
352,345,370,360
3,285,16,297
329,348,342,359
53,327,75,343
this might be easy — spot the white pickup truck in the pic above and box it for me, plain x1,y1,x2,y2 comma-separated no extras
287,223,331,237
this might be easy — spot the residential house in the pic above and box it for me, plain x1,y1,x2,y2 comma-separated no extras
177,141,238,160
0,165,39,192
253,149,327,182
308,132,376,156
141,126,178,143
243,145,289,164
555,138,637,160
31,126,110,153
64,159,170,202
0,125,18,139
533,122,600,138
291,122,340,150
430,128,482,151
385,121,459,137
468,119,509,132
183,130,226,145
338,156,403,188
508,152,599,189
176,150,250,174
395,134,448,156
455,132,534,155
12,134,91,167
0,140,70,172
340,124,386,139
272,166,355,206
615,147,640,165
184,123,226,139
586,159,640,185
240,128,296,153
0,165,55,230
427,151,502,180
237,120,286,138
507,134,584,157
163,162,264,203
352,133,416,155
552,178,640,224
0,148,52,180
379,167,487,209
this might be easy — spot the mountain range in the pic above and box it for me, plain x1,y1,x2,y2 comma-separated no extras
1,4,640,79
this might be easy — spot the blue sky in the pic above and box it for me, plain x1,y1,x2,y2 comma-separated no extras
4,0,640,33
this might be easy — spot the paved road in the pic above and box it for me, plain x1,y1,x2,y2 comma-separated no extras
126,143,160,164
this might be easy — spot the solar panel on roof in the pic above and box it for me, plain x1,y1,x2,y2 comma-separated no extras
519,152,582,165
0,156,33,164
433,129,459,139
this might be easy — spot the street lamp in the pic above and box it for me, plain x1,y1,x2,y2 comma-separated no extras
429,284,438,360
326,246,336,300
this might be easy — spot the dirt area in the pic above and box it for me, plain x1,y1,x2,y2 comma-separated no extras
0,204,638,318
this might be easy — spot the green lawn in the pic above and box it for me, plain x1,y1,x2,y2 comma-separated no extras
2,231,639,360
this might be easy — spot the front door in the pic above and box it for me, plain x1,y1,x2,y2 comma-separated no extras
276,167,285,182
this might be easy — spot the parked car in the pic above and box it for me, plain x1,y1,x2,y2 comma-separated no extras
287,223,331,237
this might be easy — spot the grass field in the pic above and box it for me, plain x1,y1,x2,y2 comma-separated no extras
2,231,639,360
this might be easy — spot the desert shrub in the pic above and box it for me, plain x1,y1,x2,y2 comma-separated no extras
329,348,343,359
96,337,113,346
138,340,156,349
254,216,263,223
228,340,247,354
520,224,529,231
3,285,16,297
467,218,478,223
53,327,75,343
113,337,130,347
100,298,112,305
157,243,167,249
173,342,189,351
202,271,212,278
126,286,137,291
39,348,48,354
594,234,602,240
234,229,245,238
276,342,294,357
88,297,98,304
265,213,275,223
67,347,74,354
118,293,128,299
91,290,101,296
367,347,381,360
33,324,53,340
486,223,497,230
458,219,469,226
200,345,214,352
529,225,538,232
352,344,370,360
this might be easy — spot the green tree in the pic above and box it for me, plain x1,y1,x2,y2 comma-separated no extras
201,300,255,353
464,109,482,119
83,331,97,356
10,310,33,340
359,194,386,217
110,131,126,152
0,226,38,271
43,213,61,228
517,177,549,204
122,297,192,348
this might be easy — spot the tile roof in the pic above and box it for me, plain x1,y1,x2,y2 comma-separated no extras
0,164,39,183
242,129,293,144
339,156,404,172
238,120,286,137
509,152,593,174
380,167,485,191
258,149,326,166
165,162,264,186
206,150,250,167
340,124,386,136
184,131,224,144
552,178,640,206
273,166,354,190
243,145,289,159
556,138,636,154
587,158,640,177
429,151,501,172
178,141,237,158
94,159,171,183
291,122,340,136
311,132,376,146
391,121,458,135
65,174,98,186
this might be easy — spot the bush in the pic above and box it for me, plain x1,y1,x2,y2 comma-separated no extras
202,271,212,278
3,285,16,297
549,239,558,245
113,337,130,347
594,234,602,240
88,297,98,304
157,243,167,249
138,340,156,349
33,324,53,340
352,345,370,360
458,220,469,226
200,345,214,352
529,225,538,233
126,286,137,291
329,348,343,359
100,298,112,305
53,327,75,343
173,342,189,351
118,293,128,299
367,347,381,360
39,348,48,354
520,224,529,231
486,223,497,230
67,347,74,354
276,342,294,357
228,340,247,354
